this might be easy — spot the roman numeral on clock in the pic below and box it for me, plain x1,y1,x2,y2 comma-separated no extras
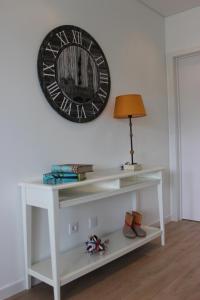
87,40,93,53
77,105,86,119
46,43,59,58
56,30,70,47
43,63,55,77
95,55,104,66
72,30,82,45
47,81,61,101
99,72,109,84
91,102,99,114
60,96,72,115
98,87,107,102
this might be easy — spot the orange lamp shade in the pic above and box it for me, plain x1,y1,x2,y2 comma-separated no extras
114,94,146,118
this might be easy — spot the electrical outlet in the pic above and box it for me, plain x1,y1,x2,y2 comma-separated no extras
88,216,98,229
68,221,79,235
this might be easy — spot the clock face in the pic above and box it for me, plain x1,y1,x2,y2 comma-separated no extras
37,25,111,123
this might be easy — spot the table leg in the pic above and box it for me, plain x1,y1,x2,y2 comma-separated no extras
48,191,60,300
157,172,165,246
22,190,32,289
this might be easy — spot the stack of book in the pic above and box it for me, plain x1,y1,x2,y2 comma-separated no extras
43,164,93,185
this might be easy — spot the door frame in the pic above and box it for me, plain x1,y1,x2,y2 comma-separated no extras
167,46,200,221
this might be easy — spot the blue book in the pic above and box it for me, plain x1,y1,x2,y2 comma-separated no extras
52,172,78,178
44,172,78,179
43,172,86,184
43,177,81,185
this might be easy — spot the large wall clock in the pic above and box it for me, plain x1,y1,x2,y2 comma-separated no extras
37,25,111,123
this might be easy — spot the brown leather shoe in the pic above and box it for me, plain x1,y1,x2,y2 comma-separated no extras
123,212,136,239
132,211,146,237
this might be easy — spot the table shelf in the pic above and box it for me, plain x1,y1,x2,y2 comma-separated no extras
30,226,161,287
59,177,160,208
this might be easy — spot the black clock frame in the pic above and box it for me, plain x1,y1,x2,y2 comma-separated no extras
37,25,111,123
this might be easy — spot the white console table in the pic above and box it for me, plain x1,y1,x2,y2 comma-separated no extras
20,166,165,300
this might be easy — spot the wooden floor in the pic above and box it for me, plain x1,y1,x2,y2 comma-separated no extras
8,221,200,300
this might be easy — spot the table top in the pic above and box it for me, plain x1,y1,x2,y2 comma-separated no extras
19,166,165,190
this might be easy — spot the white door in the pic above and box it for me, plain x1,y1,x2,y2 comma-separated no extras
178,53,200,221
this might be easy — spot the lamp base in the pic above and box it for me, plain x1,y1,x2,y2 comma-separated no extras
122,163,142,171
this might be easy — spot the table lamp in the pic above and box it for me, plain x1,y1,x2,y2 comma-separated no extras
114,94,146,169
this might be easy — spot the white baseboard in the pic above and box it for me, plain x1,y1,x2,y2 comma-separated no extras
0,279,25,300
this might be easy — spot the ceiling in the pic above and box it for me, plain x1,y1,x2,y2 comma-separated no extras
139,0,200,16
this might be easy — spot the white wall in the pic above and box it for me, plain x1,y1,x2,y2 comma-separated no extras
166,6,200,53
0,0,169,298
